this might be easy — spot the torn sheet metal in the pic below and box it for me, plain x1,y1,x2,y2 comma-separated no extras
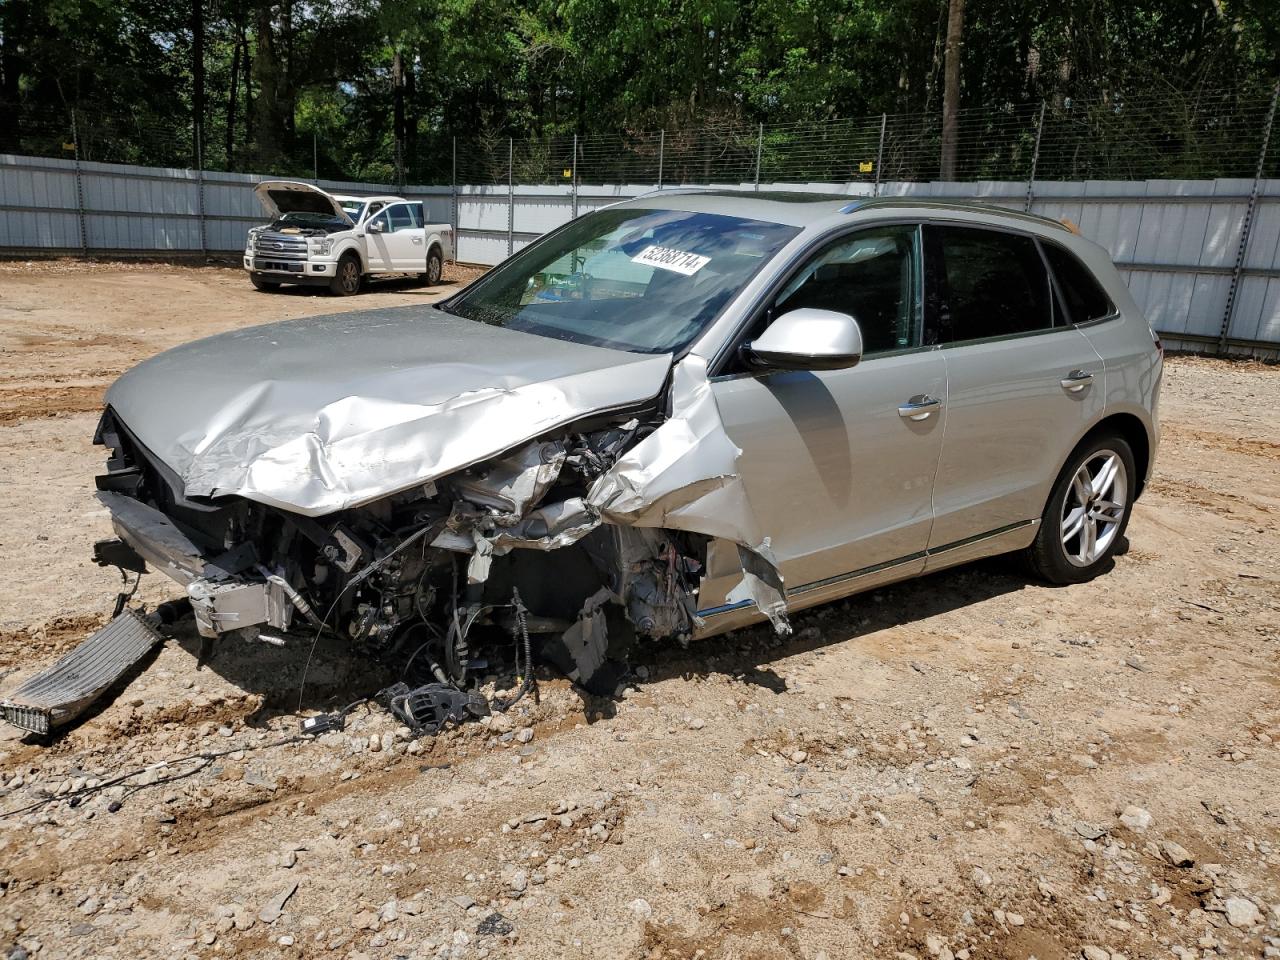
103,306,671,517
451,441,567,519
588,356,790,633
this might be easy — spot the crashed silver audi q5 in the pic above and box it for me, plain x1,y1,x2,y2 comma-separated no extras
83,191,1160,716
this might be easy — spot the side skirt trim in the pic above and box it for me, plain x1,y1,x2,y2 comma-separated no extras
697,519,1038,619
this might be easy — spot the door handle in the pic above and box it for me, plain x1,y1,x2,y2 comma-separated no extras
898,395,942,421
1060,370,1094,392
411,236,423,244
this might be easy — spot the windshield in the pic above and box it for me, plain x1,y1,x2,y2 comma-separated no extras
442,208,800,354
339,199,367,221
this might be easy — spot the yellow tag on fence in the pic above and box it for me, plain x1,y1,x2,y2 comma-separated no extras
63,142,76,152
859,161,874,173
563,168,572,179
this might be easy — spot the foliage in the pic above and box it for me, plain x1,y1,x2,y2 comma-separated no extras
0,0,1275,182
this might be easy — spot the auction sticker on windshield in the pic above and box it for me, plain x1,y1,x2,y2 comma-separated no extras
630,245,711,276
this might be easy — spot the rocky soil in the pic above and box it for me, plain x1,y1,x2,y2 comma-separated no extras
0,262,1277,960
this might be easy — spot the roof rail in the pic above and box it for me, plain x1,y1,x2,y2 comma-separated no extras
839,196,1069,231
629,185,728,201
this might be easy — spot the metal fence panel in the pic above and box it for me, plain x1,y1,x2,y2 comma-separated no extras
2,152,1279,356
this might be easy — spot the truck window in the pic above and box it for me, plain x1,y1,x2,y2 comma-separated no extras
388,204,416,233
408,203,424,228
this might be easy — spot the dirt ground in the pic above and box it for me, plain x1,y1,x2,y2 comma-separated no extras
0,261,1277,960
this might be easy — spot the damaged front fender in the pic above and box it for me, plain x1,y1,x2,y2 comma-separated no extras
587,356,790,633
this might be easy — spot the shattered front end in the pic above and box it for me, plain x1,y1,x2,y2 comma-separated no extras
81,354,790,723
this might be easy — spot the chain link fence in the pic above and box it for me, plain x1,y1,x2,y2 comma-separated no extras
2,86,1277,187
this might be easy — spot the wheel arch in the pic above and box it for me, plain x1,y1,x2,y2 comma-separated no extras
337,244,365,273
1077,411,1152,500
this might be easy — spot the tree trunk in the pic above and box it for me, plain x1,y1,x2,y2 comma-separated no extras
192,0,204,168
0,1,25,144
241,22,253,145
226,32,241,168
241,23,252,144
392,48,405,188
939,0,965,181
251,5,283,166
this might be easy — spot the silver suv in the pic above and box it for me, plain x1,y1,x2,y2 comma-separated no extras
91,191,1161,694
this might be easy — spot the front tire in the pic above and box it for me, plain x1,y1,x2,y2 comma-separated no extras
1024,431,1136,585
329,254,363,296
250,274,281,292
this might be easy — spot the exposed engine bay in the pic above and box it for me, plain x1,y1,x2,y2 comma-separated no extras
87,346,792,726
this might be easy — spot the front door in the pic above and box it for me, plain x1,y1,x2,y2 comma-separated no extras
700,224,947,614
366,202,424,273
923,223,1106,556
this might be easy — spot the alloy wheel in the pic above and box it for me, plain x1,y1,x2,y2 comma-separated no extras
1060,449,1128,567
340,260,360,294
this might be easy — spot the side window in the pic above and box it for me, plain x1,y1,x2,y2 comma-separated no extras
368,209,390,233
771,224,921,356
927,225,1055,344
388,203,416,232
408,202,424,228
366,201,386,220
1043,242,1114,323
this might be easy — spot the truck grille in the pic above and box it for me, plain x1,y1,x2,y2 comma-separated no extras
252,233,309,260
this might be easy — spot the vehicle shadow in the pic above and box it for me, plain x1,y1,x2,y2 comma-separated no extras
632,556,1071,694
166,625,398,727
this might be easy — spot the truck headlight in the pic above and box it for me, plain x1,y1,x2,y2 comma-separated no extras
312,238,334,256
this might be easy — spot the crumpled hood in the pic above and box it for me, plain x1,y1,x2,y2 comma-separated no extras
105,305,672,516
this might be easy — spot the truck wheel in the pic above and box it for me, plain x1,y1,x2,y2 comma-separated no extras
420,247,443,286
250,274,281,292
330,254,363,296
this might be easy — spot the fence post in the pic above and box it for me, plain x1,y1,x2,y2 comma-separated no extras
451,136,458,245
71,110,88,258
313,133,318,184
507,137,514,258
1219,79,1280,354
1024,101,1046,213
873,113,887,197
657,130,665,188
195,124,208,259
754,123,763,189
572,133,579,218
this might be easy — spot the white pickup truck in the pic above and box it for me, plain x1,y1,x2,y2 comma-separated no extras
244,180,455,295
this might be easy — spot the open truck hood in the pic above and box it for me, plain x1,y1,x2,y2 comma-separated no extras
104,306,673,516
253,180,354,225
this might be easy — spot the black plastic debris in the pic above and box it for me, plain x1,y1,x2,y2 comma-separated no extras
477,912,515,937
382,682,489,734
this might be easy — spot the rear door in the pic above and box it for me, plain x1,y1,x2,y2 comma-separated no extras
923,223,1105,559
700,223,947,615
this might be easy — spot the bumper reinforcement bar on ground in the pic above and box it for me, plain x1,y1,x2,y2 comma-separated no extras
0,608,165,735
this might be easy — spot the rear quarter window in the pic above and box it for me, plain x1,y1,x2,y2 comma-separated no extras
1043,242,1115,323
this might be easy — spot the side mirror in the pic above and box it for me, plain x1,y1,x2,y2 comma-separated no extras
743,307,864,371
368,220,384,233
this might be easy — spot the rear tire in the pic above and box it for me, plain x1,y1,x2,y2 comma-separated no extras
1024,431,1136,585
420,247,443,286
329,254,363,296
250,274,281,292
